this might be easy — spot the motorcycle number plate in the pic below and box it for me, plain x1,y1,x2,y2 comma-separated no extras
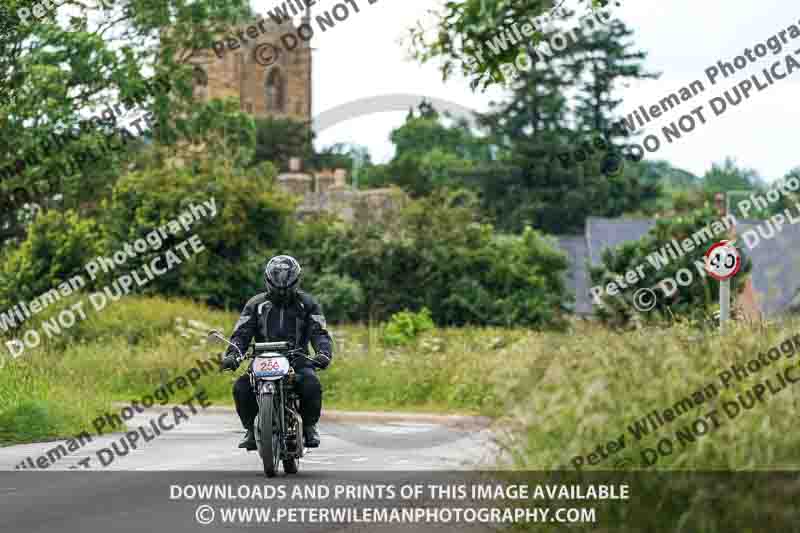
253,356,290,378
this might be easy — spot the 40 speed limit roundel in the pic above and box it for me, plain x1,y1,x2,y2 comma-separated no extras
704,240,741,281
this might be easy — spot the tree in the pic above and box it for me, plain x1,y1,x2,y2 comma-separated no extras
702,157,763,194
0,0,254,244
625,160,703,216
100,154,294,310
635,160,701,189
476,8,659,234
310,142,371,176
570,16,658,143
291,188,571,326
382,102,492,196
251,116,314,172
408,0,619,89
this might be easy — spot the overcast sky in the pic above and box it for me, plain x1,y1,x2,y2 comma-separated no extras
251,0,799,182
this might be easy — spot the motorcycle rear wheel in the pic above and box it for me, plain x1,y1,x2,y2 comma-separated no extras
283,457,298,474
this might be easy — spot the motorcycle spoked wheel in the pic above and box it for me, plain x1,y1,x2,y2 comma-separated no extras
256,394,280,478
283,455,299,474
283,411,301,474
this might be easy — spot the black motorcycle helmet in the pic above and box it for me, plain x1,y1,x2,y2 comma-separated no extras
264,255,302,303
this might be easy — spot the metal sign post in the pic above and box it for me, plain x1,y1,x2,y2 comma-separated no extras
719,279,730,330
705,241,742,331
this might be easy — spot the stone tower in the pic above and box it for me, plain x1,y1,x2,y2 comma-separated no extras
188,14,312,122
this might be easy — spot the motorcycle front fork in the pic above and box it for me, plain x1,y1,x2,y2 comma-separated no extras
251,373,303,458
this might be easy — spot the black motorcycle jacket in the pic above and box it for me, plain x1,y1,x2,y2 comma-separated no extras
224,290,333,369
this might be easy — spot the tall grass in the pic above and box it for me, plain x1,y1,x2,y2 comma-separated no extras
499,319,800,470
3,293,800,473
0,294,530,445
0,296,234,444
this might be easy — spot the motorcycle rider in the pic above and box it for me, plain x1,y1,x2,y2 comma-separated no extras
220,255,333,450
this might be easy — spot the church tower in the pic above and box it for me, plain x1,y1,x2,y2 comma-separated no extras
189,13,312,122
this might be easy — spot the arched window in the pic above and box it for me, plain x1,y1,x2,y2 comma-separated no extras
192,66,208,87
192,66,208,100
265,68,285,112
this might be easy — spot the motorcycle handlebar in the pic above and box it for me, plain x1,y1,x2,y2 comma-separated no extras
227,348,320,367
218,339,324,371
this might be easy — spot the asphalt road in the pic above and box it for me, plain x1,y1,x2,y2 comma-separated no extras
0,407,498,533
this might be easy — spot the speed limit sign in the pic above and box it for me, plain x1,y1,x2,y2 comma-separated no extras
704,241,741,281
705,240,741,330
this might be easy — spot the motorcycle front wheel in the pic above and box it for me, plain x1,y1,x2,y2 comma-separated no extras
256,394,280,477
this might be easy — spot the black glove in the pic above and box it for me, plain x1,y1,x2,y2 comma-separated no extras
313,352,331,370
221,354,240,371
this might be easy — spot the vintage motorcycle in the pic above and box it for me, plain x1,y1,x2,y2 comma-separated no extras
209,330,319,477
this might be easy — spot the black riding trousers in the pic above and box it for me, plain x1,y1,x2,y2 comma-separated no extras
233,367,322,429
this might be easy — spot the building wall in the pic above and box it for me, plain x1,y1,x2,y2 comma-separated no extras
276,164,406,224
188,18,311,123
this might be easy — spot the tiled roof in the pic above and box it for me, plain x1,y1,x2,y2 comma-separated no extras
586,217,656,266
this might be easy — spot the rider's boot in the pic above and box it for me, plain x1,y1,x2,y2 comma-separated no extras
238,426,257,451
304,424,320,448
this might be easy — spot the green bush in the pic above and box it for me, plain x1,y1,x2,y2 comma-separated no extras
98,163,295,309
0,179,568,330
308,273,365,323
290,190,570,327
0,400,85,445
383,307,435,346
0,210,102,312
